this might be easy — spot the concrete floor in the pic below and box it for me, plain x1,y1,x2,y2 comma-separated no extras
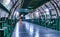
11,21,60,37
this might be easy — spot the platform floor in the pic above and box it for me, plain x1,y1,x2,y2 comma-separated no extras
11,21,60,37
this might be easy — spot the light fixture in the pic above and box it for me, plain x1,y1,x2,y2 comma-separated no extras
28,6,32,8
21,14,23,17
35,11,39,18
36,12,39,15
3,0,10,5
45,8,50,15
45,8,49,11
25,9,28,11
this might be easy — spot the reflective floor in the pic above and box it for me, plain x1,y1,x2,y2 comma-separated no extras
11,21,60,37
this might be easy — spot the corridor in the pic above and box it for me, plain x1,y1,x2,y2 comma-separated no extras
11,21,60,37
0,0,60,37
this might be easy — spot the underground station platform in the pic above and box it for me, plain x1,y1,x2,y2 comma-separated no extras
0,0,60,37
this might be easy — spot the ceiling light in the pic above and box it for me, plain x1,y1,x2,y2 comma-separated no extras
45,8,50,15
3,0,10,5
35,11,39,18
21,14,23,17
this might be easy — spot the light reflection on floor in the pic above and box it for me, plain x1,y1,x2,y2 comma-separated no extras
11,21,60,37
15,22,19,37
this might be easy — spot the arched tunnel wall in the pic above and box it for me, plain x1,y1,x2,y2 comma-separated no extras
24,0,60,31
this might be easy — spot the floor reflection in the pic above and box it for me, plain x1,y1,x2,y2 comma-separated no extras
11,21,60,37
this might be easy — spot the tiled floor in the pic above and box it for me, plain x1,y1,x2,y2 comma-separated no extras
11,21,60,37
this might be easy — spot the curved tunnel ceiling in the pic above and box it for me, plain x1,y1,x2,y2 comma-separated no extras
0,0,50,17
25,0,60,19
22,0,50,9
20,0,50,15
